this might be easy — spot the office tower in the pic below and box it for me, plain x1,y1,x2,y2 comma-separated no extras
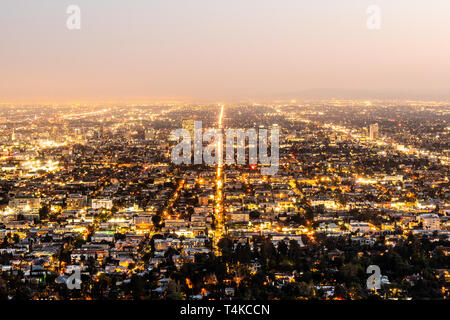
182,119,195,137
369,123,379,140
145,129,154,141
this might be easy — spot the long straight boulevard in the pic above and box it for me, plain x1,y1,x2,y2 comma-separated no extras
213,105,225,254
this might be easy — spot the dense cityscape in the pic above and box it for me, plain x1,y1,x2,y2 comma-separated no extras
0,101,448,300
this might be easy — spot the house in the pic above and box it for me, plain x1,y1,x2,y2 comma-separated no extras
91,198,113,210
8,197,40,210
348,221,371,233
66,194,87,209
418,213,440,231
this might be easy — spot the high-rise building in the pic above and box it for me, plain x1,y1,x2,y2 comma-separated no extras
182,120,195,137
144,129,154,141
369,123,379,140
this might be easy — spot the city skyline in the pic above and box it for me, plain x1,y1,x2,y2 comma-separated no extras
0,102,448,301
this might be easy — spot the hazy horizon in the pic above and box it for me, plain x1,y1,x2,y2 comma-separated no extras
1,0,450,103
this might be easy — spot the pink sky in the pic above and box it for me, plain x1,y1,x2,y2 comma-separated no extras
1,0,450,103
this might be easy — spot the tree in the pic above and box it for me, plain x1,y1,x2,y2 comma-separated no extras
129,275,145,300
249,211,260,219
38,205,50,221
218,237,233,262
288,240,302,261
13,234,20,244
235,243,252,264
111,205,119,215
114,233,126,241
260,238,277,264
152,215,162,228
277,241,288,256
167,280,184,300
